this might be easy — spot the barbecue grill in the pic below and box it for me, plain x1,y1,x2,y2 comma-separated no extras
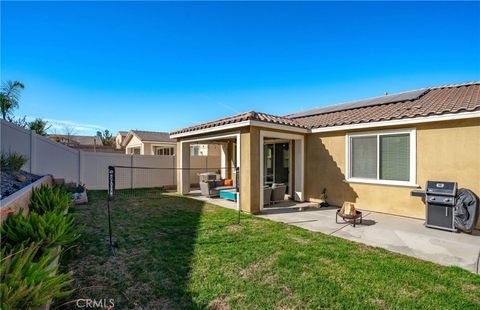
412,181,457,232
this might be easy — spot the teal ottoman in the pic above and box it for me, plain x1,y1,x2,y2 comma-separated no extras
219,189,237,201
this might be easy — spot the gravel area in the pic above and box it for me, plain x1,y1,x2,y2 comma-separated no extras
0,170,42,199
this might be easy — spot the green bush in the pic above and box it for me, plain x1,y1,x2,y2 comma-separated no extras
30,185,72,214
0,244,73,310
0,152,27,172
1,210,81,252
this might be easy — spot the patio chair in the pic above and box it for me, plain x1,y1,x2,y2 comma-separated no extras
271,184,287,204
264,186,273,206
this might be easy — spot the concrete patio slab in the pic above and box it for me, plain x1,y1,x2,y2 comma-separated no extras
257,206,480,274
186,193,480,274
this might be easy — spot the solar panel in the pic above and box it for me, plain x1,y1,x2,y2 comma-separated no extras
287,89,428,118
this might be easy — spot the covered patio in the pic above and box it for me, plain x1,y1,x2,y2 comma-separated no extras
171,111,309,213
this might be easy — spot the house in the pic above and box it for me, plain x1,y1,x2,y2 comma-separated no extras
170,82,480,226
115,131,128,149
49,134,123,153
122,130,177,155
50,134,102,147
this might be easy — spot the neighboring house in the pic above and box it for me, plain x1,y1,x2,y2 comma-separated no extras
115,131,128,149
49,134,123,153
122,130,177,155
50,134,102,147
170,82,480,227
190,144,221,156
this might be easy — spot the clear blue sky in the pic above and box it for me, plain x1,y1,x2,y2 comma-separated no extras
2,1,479,135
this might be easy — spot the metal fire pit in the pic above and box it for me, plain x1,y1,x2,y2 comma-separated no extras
336,210,363,227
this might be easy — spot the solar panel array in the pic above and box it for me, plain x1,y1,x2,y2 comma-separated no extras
287,89,428,118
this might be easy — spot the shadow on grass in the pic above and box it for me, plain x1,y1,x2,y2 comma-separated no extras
56,189,214,309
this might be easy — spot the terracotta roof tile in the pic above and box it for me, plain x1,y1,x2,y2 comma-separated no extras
170,111,307,135
170,82,480,135
293,82,480,128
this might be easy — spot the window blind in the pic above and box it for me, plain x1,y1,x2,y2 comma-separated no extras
379,134,410,181
351,136,377,179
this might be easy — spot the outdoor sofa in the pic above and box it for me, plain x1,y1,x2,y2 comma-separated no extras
200,179,235,197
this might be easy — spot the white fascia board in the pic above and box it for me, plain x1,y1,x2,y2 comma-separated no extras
311,111,480,133
170,121,250,139
170,120,309,139
142,141,177,145
249,120,309,133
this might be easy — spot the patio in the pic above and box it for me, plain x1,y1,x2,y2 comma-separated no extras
256,205,480,274
187,193,480,273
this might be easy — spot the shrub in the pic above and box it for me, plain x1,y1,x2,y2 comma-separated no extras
30,185,72,214
1,210,81,252
0,244,73,310
0,152,27,172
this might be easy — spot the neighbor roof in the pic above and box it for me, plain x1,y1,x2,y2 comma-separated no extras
170,81,480,136
50,134,102,146
122,130,176,146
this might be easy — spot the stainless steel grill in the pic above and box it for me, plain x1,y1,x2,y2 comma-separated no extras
412,181,458,232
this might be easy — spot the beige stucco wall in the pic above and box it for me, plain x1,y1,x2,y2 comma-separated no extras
306,118,480,226
124,135,143,154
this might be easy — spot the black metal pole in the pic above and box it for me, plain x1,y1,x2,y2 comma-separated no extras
107,198,116,256
107,166,116,256
236,166,240,224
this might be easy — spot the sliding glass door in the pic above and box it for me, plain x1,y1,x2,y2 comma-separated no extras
264,142,290,190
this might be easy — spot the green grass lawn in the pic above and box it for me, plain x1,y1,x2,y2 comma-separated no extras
58,190,480,309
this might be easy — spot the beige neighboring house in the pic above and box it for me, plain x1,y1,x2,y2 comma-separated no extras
170,81,480,230
49,134,123,153
115,131,128,149
50,134,102,147
122,130,177,155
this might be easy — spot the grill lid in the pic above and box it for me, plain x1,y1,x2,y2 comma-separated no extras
426,181,457,196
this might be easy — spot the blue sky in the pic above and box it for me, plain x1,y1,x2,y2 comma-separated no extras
2,1,479,135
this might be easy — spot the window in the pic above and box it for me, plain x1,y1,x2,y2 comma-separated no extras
190,144,208,156
346,129,415,186
154,146,174,156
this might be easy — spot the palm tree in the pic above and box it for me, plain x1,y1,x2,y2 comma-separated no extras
0,81,25,120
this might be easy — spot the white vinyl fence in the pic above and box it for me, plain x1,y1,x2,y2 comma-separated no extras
0,120,220,190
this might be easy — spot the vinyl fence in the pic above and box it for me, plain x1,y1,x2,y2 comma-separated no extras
0,120,220,190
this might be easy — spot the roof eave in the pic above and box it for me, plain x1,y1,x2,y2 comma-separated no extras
170,120,309,139
310,110,480,133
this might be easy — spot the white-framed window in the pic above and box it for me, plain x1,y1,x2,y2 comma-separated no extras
346,128,416,187
154,146,175,156
190,144,208,156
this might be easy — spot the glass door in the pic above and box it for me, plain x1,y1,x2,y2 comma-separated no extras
264,144,274,187
264,142,289,190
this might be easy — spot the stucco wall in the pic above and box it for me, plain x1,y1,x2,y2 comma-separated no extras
305,118,480,226
239,127,261,213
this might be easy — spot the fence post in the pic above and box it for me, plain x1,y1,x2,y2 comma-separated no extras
78,151,83,185
130,154,134,190
29,130,35,174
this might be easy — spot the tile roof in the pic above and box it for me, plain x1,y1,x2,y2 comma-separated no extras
49,134,102,146
170,82,480,136
291,82,480,128
130,130,176,142
170,111,308,135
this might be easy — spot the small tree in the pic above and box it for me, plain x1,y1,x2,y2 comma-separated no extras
97,129,113,146
0,81,25,120
29,118,50,136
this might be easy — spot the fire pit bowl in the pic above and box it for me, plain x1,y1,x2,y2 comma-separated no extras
336,209,363,227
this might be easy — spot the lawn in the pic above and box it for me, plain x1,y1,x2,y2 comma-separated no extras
58,189,480,309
